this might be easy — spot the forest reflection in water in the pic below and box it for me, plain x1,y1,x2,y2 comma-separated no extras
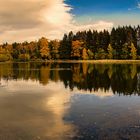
0,62,140,95
1,62,140,139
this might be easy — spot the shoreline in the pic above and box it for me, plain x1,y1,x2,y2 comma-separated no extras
1,59,140,64
45,60,140,64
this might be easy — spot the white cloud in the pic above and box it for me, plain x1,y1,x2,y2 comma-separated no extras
137,2,140,8
128,1,140,11
73,21,113,32
0,0,74,42
0,0,113,43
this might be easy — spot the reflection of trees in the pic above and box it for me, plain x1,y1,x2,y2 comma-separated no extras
82,63,88,75
58,63,73,89
110,65,137,95
17,63,31,80
72,64,82,83
0,63,13,80
12,62,40,81
1,62,140,95
40,63,50,85
130,64,137,79
65,63,140,95
50,64,60,82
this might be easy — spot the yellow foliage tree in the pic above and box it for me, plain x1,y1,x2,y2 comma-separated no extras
38,37,50,59
82,48,88,60
0,46,6,54
5,44,13,53
107,44,113,59
0,46,13,61
71,40,83,59
18,54,30,61
130,43,137,60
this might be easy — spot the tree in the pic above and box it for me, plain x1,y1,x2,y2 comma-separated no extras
130,43,137,60
38,37,50,59
59,32,73,59
86,30,93,49
121,43,129,59
95,48,106,59
71,40,84,59
18,54,30,61
0,46,13,61
107,44,113,59
87,49,94,59
27,41,39,59
0,25,139,61
82,48,88,60
12,42,20,59
49,40,60,59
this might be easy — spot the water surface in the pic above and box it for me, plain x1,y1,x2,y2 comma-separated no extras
0,62,140,140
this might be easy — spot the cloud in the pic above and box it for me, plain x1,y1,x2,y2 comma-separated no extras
0,0,113,43
73,21,114,32
137,2,140,8
0,0,73,42
129,1,140,10
0,0,45,31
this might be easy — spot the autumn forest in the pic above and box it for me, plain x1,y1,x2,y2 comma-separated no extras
0,26,140,62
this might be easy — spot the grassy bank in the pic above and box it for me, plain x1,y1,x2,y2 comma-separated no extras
1,59,140,64
41,59,140,64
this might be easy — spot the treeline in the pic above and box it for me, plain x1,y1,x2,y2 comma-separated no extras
0,26,140,61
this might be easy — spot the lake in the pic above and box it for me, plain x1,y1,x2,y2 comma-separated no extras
0,62,140,140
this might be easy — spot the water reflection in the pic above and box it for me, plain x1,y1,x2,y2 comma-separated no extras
0,80,76,140
1,62,140,139
1,62,140,95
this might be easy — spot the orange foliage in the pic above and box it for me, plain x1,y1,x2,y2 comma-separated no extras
71,40,84,58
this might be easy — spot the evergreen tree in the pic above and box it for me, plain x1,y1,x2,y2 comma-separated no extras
59,32,73,59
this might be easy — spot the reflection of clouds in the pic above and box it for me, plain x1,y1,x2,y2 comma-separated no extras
72,88,114,98
0,78,114,139
0,80,76,139
45,81,76,139
1,79,41,93
2,78,114,97
1,78,140,139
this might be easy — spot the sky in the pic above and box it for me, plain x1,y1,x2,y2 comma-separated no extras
0,0,140,43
